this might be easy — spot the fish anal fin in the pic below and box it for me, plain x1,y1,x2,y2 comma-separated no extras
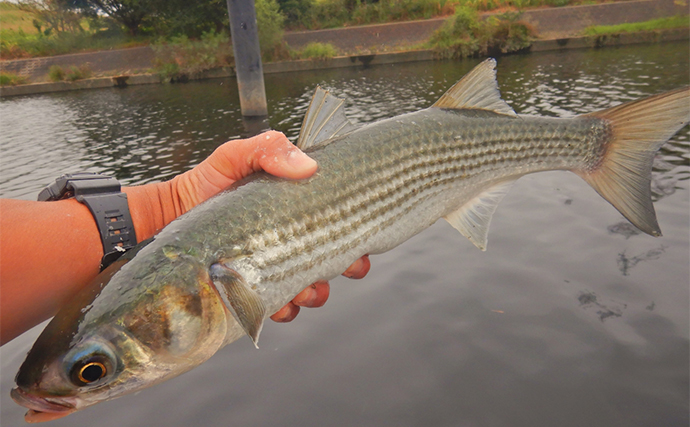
297,87,358,150
209,264,266,348
578,86,690,237
433,58,516,117
444,180,516,251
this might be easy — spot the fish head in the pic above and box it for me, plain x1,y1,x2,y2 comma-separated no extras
12,242,230,422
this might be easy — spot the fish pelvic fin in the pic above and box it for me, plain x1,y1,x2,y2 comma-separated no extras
444,180,516,251
297,87,358,150
209,264,266,348
578,86,690,237
432,58,516,116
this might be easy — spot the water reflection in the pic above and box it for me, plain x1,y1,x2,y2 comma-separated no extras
578,291,626,321
607,222,641,239
617,245,667,276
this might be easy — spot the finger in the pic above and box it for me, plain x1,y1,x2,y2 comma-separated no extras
270,302,300,322
174,131,317,212
211,131,317,182
342,255,370,279
293,281,330,308
253,131,318,180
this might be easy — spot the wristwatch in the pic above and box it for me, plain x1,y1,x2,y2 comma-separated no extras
38,173,137,271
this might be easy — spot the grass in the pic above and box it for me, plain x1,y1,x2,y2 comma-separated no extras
0,1,148,59
296,42,338,59
291,0,603,30
152,31,234,82
47,64,93,82
0,1,39,33
0,72,29,86
1,28,148,59
582,15,690,36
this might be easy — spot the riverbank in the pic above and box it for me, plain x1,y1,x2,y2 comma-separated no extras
1,0,687,97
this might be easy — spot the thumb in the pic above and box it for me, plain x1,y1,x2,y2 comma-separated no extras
172,131,318,213
252,131,318,180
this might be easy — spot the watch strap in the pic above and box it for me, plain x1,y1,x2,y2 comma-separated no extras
78,192,137,270
38,173,137,271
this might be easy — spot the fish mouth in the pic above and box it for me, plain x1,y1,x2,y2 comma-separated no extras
11,387,77,420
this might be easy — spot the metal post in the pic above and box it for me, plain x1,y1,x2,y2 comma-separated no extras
226,0,268,117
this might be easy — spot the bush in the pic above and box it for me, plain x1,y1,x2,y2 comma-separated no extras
277,0,314,27
47,64,92,81
0,72,28,86
427,7,534,58
153,30,233,82
47,64,65,81
65,64,92,81
298,42,338,59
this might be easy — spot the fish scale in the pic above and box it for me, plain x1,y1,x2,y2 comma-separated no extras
11,59,690,421
194,110,607,314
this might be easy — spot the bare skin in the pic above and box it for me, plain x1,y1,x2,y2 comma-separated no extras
0,131,370,345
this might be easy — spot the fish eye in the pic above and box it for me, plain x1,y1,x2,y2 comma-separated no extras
69,355,113,386
78,362,106,383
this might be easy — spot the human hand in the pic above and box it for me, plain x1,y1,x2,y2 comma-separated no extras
171,130,318,214
165,131,371,322
270,254,371,322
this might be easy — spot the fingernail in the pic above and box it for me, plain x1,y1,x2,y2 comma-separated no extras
286,148,317,171
293,287,317,306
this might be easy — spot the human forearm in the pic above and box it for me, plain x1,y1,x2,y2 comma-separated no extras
0,198,103,344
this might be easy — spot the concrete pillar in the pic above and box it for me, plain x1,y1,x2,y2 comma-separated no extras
226,0,268,117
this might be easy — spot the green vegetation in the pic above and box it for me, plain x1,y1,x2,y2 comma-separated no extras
427,7,534,58
282,0,595,30
0,1,145,59
0,1,38,33
582,15,689,36
152,31,233,82
464,0,572,12
65,64,92,81
297,42,338,59
47,64,92,82
256,0,290,61
0,72,29,86
47,65,65,81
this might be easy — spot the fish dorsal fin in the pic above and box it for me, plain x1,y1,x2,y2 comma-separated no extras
433,58,516,116
297,87,358,150
209,263,266,348
443,180,516,251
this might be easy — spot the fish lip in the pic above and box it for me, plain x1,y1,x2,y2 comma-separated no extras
10,387,76,413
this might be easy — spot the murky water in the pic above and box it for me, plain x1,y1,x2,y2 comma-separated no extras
1,42,688,427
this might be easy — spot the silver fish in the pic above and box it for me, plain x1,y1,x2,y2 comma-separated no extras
12,59,690,422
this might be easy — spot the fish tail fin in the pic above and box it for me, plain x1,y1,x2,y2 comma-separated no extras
577,86,690,237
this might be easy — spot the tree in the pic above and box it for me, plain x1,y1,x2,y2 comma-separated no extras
148,0,228,38
72,0,151,35
18,0,85,35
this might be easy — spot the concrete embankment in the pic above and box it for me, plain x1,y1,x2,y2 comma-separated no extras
0,0,687,97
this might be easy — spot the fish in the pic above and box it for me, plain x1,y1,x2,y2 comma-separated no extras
11,58,690,422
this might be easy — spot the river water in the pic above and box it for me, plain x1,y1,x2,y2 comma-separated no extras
1,42,688,427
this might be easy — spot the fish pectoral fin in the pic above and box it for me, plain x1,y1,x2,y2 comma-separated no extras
444,180,516,251
297,87,359,150
209,264,266,348
432,58,516,117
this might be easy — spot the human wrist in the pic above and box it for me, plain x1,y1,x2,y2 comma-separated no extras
122,181,183,242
